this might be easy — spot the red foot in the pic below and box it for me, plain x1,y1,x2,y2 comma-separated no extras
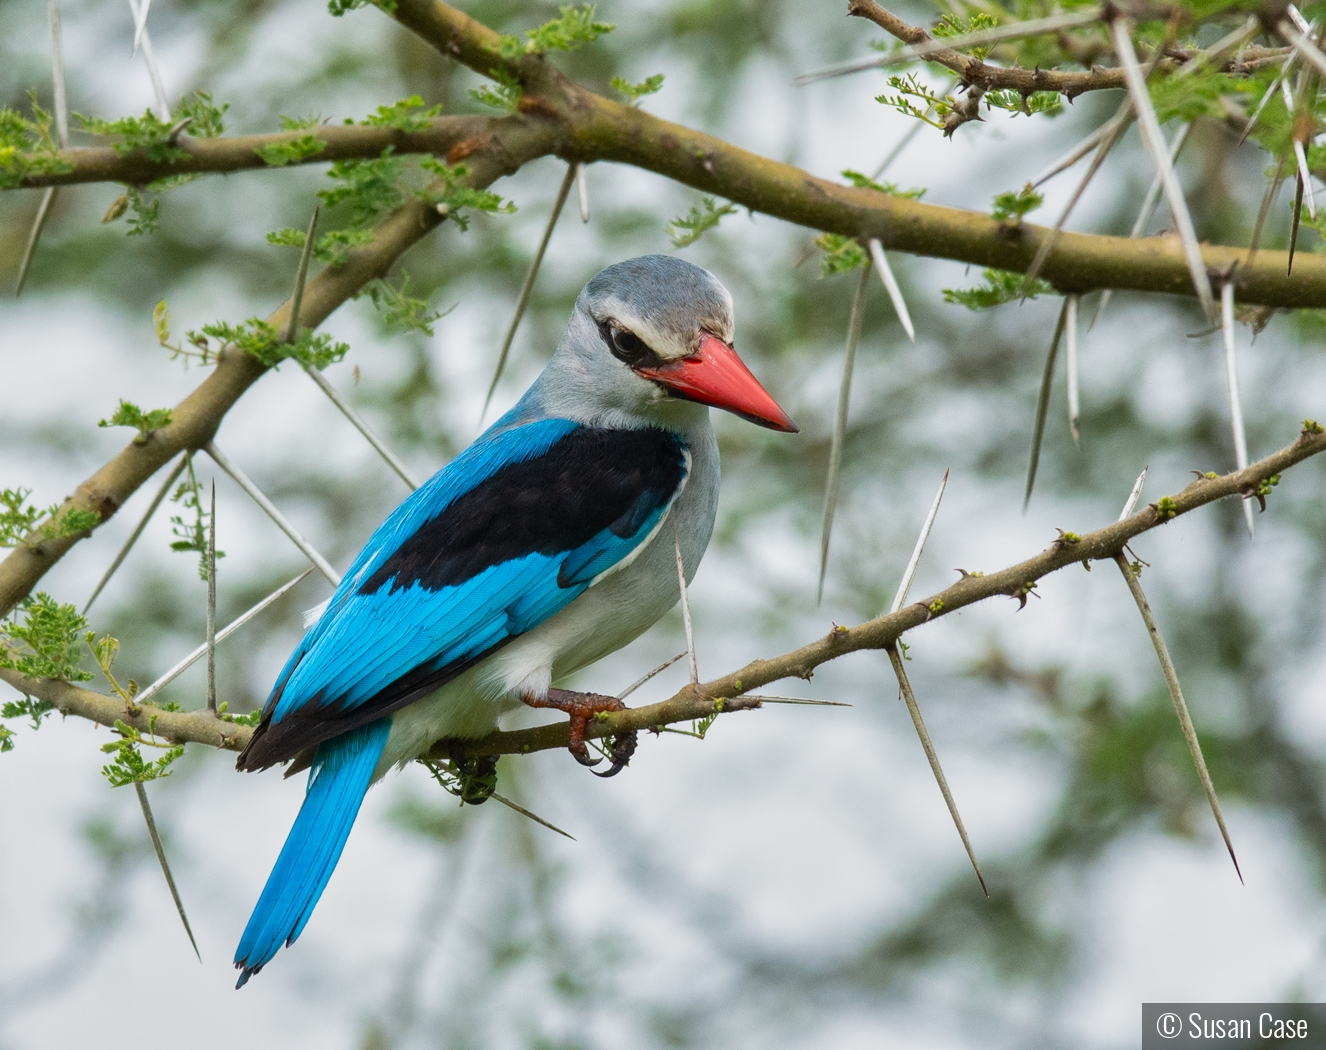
523,688,637,777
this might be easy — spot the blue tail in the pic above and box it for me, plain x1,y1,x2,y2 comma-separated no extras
234,719,391,988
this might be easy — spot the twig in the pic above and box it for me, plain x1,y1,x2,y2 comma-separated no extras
1113,15,1216,319
674,529,698,686
575,162,589,222
796,8,1102,83
818,260,871,604
889,468,949,614
1021,99,1131,298
126,0,171,119
1277,17,1326,81
285,208,319,344
1113,553,1242,882
744,695,852,706
1066,293,1081,444
134,569,315,705
618,652,686,700
1023,298,1070,509
303,366,420,490
16,0,70,298
886,644,988,897
1031,106,1130,188
1091,122,1192,329
867,239,915,341
205,481,217,713
490,792,576,840
481,162,577,423
203,442,340,585
84,455,187,613
1220,281,1254,538
134,782,201,960
1282,76,1317,223
1118,465,1149,521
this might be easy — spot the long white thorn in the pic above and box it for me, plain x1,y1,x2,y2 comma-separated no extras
204,442,340,585
1278,18,1326,81
886,645,988,897
1066,293,1080,444
796,8,1102,84
304,366,419,490
674,529,698,687
868,239,915,341
1280,75,1319,224
15,189,58,297
1112,17,1215,320
482,162,576,423
1032,105,1128,188
131,0,151,55
84,455,188,613
126,0,170,118
575,162,590,222
48,0,69,147
1115,553,1242,883
135,782,201,961
818,260,871,604
889,468,949,615
1119,465,1149,521
617,652,687,701
205,480,218,713
285,208,319,344
1092,123,1192,328
134,569,314,704
1221,282,1255,538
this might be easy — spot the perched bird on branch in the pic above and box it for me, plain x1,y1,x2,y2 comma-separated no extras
231,255,796,986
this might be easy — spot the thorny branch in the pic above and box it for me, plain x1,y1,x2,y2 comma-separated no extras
5,426,1321,762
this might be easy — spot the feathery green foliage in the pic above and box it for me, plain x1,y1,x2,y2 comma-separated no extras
256,134,327,167
167,454,223,579
943,268,1051,308
841,169,925,199
0,593,92,682
418,159,516,229
667,197,737,248
357,95,442,132
469,71,523,113
0,93,73,189
611,74,665,106
498,5,614,58
319,149,405,225
363,275,447,335
98,401,173,444
0,489,99,549
992,184,1044,224
100,720,184,787
815,233,867,276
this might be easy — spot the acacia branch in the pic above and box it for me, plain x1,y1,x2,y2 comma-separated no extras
16,117,492,188
7,425,1320,761
0,113,561,618
8,2,1326,306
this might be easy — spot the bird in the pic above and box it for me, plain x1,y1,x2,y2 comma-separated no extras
231,254,797,987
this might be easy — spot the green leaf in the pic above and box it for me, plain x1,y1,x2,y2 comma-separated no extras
100,720,184,787
256,133,327,167
498,4,614,57
0,92,73,190
417,159,517,229
0,593,93,682
815,233,867,276
841,169,926,199
469,71,523,113
174,91,229,138
318,149,405,224
667,197,737,248
362,274,449,335
357,95,442,132
942,268,1051,309
327,0,396,15
611,74,664,106
0,489,99,549
991,184,1044,224
98,400,173,443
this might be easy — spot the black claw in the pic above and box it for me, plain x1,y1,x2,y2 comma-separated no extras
572,748,602,767
591,730,637,777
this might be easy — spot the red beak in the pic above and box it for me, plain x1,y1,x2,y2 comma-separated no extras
634,333,798,433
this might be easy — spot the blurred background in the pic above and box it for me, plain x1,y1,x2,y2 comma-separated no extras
3,0,1326,1046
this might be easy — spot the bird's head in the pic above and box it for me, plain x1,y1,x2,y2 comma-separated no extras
554,255,797,433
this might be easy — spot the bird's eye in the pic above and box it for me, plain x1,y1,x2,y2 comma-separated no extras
609,327,652,366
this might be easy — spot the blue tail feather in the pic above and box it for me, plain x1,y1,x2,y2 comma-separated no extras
234,719,390,988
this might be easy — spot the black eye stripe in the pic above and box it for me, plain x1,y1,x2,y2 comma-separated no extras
596,319,666,369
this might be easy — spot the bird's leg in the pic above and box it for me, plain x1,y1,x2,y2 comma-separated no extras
522,688,638,777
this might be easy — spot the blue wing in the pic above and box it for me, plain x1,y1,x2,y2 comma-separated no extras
236,418,689,770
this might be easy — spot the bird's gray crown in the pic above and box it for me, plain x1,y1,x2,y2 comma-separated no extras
578,255,734,361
